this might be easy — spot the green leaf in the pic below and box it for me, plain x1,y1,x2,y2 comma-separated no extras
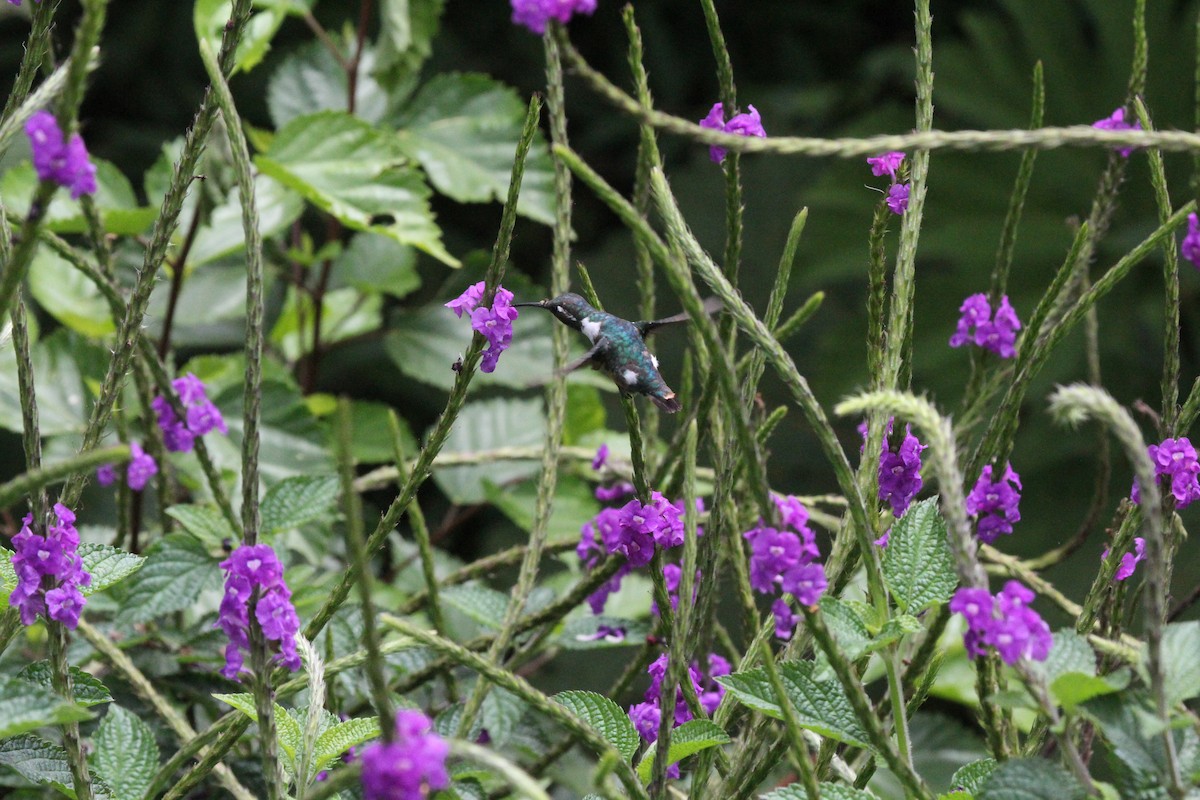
188,175,305,267
165,504,238,549
113,535,222,625
765,784,878,800
1082,691,1192,790
0,160,155,236
882,497,958,613
1159,621,1200,707
440,584,511,630
29,248,116,337
818,596,873,661
553,690,640,764
255,111,455,265
1050,671,1126,713
1032,630,1096,685
317,399,417,465
374,0,445,92
78,543,145,596
312,716,380,774
0,677,93,740
486,475,600,545
977,757,1086,800
384,301,612,393
0,330,103,436
635,719,730,783
260,474,340,535
557,616,649,650
432,397,546,504
393,73,555,224
481,688,525,747
17,663,113,708
271,286,383,361
331,233,421,299
213,693,304,762
716,661,871,749
0,735,77,797
194,0,306,74
91,705,159,800
266,41,386,128
949,758,997,794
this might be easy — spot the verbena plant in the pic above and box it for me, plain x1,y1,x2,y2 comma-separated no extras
0,0,1197,799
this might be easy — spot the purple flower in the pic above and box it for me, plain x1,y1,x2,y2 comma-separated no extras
772,597,798,639
360,710,450,800
877,425,926,517
628,700,661,742
592,443,609,470
1182,213,1200,270
126,441,158,492
950,581,1052,665
1144,437,1200,509
9,504,90,629
448,282,520,373
746,527,803,593
620,492,685,550
510,0,597,34
1092,107,1141,158
698,102,766,164
1104,537,1146,581
595,481,634,502
96,464,117,486
782,561,827,607
867,151,905,179
25,111,97,199
153,374,227,453
949,293,1021,358
966,463,1022,544
217,544,300,680
886,183,910,215
444,282,485,318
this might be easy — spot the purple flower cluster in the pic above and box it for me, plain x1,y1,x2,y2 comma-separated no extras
445,281,520,373
25,111,97,199
966,463,1022,544
860,418,926,519
744,494,827,639
1092,107,1141,158
97,441,158,492
510,0,597,34
592,443,609,470
9,504,91,629
698,103,766,164
1134,437,1200,509
627,652,731,752
217,544,301,680
949,293,1021,359
1102,537,1145,582
360,710,450,800
867,151,910,215
950,581,1052,665
1182,213,1200,270
152,374,228,453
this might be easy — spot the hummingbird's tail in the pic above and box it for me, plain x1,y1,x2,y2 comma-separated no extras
650,391,682,413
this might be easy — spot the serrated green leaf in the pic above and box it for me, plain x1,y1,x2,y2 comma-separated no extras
1082,690,1194,792
635,719,730,783
553,690,640,764
1160,621,1200,707
17,663,112,708
331,233,421,299
189,175,305,268
165,504,237,549
977,757,1086,800
0,734,76,796
213,693,304,761
260,474,340,535
1032,630,1096,685
312,716,380,774
0,677,93,740
91,705,159,800
872,614,923,651
431,397,546,504
440,584,511,630
0,330,103,436
482,688,525,748
393,73,554,224
194,0,304,74
1050,671,1126,712
949,757,997,793
374,0,444,91
267,41,387,128
79,543,145,596
486,475,600,545
883,497,958,613
29,248,116,337
716,661,871,749
255,111,455,265
270,286,383,361
765,783,878,799
819,596,873,660
113,535,222,625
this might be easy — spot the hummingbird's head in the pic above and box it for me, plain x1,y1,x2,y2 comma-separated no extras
514,293,596,331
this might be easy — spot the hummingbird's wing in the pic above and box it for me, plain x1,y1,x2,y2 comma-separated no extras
634,296,723,337
555,342,603,377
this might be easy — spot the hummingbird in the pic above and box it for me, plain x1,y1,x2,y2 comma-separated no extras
514,293,720,413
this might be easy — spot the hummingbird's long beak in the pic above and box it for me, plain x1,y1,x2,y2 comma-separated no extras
513,300,547,308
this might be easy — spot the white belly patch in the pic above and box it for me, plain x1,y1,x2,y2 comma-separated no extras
581,318,601,342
